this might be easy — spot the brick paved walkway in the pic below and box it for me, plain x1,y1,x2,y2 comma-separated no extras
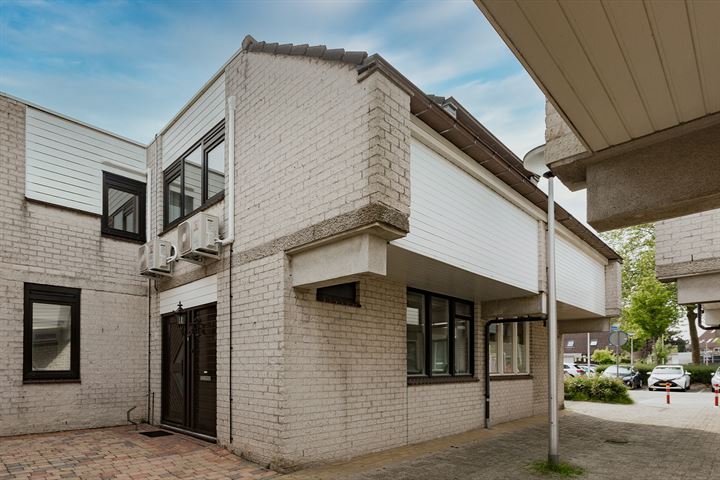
284,394,720,480
0,424,275,480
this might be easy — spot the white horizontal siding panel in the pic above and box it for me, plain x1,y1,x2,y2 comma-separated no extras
159,275,218,314
393,140,539,292
162,74,225,169
25,108,145,214
556,235,606,315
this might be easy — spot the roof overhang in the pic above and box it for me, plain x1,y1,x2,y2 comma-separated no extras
477,0,720,229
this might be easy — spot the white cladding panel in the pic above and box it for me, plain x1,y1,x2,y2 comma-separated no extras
556,235,606,315
25,108,145,214
162,74,225,169
159,274,218,314
393,140,539,292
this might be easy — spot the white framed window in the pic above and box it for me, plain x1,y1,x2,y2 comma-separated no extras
590,339,598,346
489,322,529,375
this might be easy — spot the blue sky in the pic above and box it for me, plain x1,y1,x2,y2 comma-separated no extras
0,0,588,222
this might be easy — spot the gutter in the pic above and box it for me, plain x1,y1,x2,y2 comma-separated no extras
484,316,546,428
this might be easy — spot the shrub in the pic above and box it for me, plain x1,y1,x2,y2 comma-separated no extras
564,375,633,404
591,348,616,365
684,364,719,385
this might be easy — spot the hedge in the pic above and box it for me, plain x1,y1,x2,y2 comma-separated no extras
564,375,633,404
594,363,719,384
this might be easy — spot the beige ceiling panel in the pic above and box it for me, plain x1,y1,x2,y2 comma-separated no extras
602,1,678,131
687,1,720,113
481,0,607,151
645,0,706,122
560,0,654,139
518,0,631,148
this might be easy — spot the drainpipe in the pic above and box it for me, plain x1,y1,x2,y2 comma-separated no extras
217,95,236,247
484,316,546,428
215,96,236,444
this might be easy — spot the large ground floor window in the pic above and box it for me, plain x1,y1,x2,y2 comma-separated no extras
489,322,529,375
406,289,474,378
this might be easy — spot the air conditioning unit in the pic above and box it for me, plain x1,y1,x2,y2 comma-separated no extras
178,212,219,264
139,238,174,276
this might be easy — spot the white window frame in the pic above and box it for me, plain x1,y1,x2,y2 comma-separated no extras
490,322,530,375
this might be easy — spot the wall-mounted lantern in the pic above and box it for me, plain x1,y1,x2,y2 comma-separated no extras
175,301,186,325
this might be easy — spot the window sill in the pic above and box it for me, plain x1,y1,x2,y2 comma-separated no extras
160,193,224,236
23,378,81,385
101,230,145,244
407,375,478,386
490,374,533,381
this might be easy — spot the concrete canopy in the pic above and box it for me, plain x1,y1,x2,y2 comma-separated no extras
476,0,720,230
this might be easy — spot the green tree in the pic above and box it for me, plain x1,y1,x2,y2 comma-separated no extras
600,225,681,356
653,338,670,364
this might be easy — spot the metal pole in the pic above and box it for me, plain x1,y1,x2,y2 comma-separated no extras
546,174,559,465
630,337,634,367
587,333,591,369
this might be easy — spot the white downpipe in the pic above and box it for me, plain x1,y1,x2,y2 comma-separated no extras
146,165,152,241
218,95,236,246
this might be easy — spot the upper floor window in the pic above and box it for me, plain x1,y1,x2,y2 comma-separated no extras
24,283,81,382
489,322,529,375
406,289,474,377
102,172,146,243
164,122,225,228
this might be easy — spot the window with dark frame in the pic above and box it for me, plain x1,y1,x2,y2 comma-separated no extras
163,122,225,228
406,288,474,378
24,283,81,382
102,172,146,243
316,283,359,307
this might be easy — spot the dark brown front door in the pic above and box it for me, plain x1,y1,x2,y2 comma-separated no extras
162,304,216,438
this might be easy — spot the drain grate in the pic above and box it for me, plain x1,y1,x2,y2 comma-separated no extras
139,430,173,438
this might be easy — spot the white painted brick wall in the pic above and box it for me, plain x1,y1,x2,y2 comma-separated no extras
0,96,148,436
656,209,720,277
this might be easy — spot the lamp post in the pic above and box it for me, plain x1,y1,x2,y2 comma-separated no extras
523,145,559,465
628,332,635,367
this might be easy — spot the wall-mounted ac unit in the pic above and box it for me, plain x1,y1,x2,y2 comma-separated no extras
139,238,174,276
178,212,219,264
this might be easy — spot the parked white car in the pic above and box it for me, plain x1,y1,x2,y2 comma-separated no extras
647,365,691,391
712,367,720,391
563,363,586,378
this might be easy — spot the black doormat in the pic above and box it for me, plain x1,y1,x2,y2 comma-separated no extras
139,430,173,438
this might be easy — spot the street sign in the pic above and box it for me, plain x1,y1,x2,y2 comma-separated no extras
610,325,619,332
609,331,628,347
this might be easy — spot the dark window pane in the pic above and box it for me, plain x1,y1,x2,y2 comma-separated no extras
455,302,471,317
503,323,514,373
31,302,72,371
207,140,225,199
517,322,527,373
454,317,470,374
406,292,425,375
184,147,202,212
167,175,182,224
489,324,498,374
316,283,358,306
431,297,449,374
107,188,138,233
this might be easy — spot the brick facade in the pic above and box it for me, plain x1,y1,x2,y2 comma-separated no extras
656,209,720,280
2,43,598,470
0,96,148,436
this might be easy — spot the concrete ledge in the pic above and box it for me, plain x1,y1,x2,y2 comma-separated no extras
657,258,720,282
481,294,546,320
677,272,720,304
558,317,610,335
289,233,388,288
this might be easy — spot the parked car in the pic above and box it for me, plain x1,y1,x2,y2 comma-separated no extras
601,365,642,389
578,365,597,377
712,367,720,391
647,365,691,391
563,363,586,377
